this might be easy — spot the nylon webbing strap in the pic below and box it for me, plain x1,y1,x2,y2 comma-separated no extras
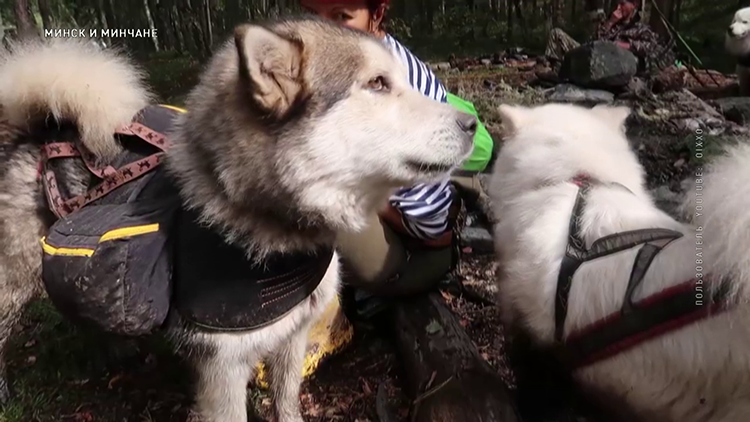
40,121,170,218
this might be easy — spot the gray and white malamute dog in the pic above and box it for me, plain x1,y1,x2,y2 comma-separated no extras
0,18,475,422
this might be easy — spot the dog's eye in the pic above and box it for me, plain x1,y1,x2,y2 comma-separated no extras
367,76,388,92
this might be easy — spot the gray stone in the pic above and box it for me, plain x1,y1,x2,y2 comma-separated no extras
460,227,494,254
658,89,723,121
715,97,750,126
672,118,703,132
625,76,649,97
431,62,452,71
559,41,638,89
650,185,685,219
480,59,492,66
547,83,614,105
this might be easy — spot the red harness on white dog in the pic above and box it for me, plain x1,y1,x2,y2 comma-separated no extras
552,174,733,369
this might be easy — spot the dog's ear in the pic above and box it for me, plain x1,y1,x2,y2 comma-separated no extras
234,24,303,118
497,104,530,136
591,105,630,133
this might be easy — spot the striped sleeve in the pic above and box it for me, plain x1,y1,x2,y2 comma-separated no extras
384,35,454,240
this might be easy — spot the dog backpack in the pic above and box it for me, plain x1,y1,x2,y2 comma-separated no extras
40,105,184,336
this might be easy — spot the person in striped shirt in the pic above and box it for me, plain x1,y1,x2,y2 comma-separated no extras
301,0,474,300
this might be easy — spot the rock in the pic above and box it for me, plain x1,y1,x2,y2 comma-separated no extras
460,227,494,254
672,118,703,132
535,69,559,84
559,41,638,89
624,76,650,98
650,185,685,219
662,89,723,119
714,97,750,126
480,59,492,66
432,62,452,71
637,89,729,135
547,83,614,105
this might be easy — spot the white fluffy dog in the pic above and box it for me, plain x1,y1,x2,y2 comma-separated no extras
726,7,750,96
489,103,750,422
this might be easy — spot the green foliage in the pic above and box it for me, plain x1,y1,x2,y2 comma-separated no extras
0,301,87,421
685,132,738,163
142,50,201,104
387,16,412,42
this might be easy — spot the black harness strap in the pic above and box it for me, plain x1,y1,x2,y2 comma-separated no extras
561,276,732,368
552,174,733,369
554,181,591,341
554,176,684,342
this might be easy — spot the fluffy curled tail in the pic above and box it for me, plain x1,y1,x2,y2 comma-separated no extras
684,142,750,278
0,38,152,158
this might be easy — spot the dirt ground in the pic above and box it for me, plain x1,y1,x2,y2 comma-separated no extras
0,251,504,422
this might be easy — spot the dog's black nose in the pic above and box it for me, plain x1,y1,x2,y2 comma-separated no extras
456,112,477,137
728,26,734,35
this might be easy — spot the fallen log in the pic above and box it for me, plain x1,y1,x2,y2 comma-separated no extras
688,83,740,101
391,292,519,422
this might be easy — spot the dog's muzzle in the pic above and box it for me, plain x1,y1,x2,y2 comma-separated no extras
455,112,477,152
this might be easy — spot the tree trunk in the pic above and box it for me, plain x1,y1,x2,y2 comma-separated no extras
391,293,520,422
148,0,171,50
640,0,651,26
419,0,434,35
142,0,160,51
225,0,242,32
551,0,560,26
506,0,513,40
103,0,120,45
203,0,213,52
0,11,6,45
513,0,525,35
649,0,673,39
584,0,601,11
14,0,38,39
37,0,53,31
673,0,682,29
169,0,187,53
187,0,208,57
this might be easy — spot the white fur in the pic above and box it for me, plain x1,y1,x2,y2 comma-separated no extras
286,40,474,234
490,103,750,421
190,255,340,422
726,7,750,96
727,8,750,44
0,37,152,158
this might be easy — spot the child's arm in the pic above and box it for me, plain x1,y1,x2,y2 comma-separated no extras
384,36,454,239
